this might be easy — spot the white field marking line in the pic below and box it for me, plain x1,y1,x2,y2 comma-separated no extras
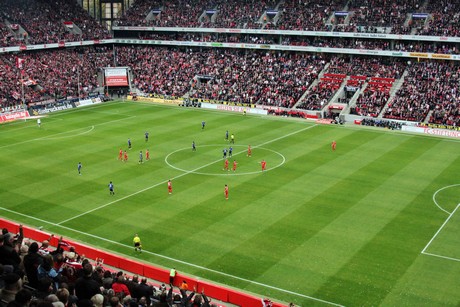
0,116,136,150
88,115,137,127
41,126,94,140
0,123,34,132
0,117,59,133
421,252,460,262
432,184,460,215
58,124,318,225
421,203,460,254
164,145,286,176
0,205,344,307
0,117,66,134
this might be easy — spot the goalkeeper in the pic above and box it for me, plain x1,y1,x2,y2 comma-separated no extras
133,234,142,252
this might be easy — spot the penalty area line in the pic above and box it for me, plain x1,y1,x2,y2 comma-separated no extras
0,206,344,307
0,115,136,149
421,203,460,255
421,252,460,263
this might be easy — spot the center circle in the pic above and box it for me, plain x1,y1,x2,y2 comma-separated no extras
164,144,285,176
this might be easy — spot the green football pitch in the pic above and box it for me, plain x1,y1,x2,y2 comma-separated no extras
1,101,459,306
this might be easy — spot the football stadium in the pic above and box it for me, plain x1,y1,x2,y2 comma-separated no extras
0,0,459,306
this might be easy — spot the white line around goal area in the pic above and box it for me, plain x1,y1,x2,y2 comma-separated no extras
0,206,343,307
57,124,318,225
421,204,460,255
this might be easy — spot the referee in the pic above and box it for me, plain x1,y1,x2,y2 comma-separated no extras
133,234,142,252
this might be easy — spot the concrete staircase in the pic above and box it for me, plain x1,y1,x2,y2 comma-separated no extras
146,6,163,22
292,63,330,109
378,70,408,118
4,19,28,44
63,21,82,36
345,82,367,113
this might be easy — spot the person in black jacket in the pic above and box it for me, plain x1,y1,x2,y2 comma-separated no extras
0,235,22,275
23,242,43,289
74,263,101,302
131,278,154,305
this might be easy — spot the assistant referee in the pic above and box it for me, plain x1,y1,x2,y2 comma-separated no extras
133,234,142,252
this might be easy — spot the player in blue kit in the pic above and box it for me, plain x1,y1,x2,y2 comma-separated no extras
201,121,205,129
192,141,196,151
77,162,82,175
223,148,227,159
145,132,149,142
108,181,114,195
139,151,143,164
229,146,233,158
128,138,132,150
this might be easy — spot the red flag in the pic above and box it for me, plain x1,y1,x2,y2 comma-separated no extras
16,58,24,69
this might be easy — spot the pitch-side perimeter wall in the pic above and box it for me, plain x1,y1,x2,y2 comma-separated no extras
402,125,460,139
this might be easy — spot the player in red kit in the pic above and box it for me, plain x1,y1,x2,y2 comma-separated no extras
247,145,252,157
146,149,150,160
167,180,172,194
123,150,128,162
118,148,123,160
223,159,229,171
232,160,238,172
224,184,229,200
331,140,337,151
261,159,266,171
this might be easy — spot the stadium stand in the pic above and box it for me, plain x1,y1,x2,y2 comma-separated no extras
414,0,460,36
0,0,110,46
0,47,113,107
116,0,279,29
2,44,459,128
114,46,327,108
115,31,459,56
383,61,460,124
111,0,460,35
275,0,346,31
1,0,460,304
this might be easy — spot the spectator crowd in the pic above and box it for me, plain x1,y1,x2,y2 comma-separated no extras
384,61,460,126
115,46,326,108
0,0,110,47
1,0,460,48
0,226,216,307
0,47,113,107
1,43,459,128
111,0,460,37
